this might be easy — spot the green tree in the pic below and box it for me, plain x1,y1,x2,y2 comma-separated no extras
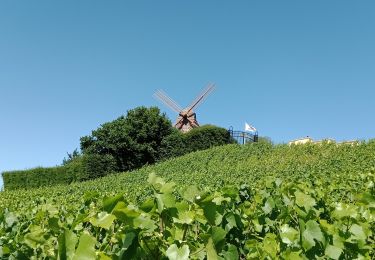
62,148,81,165
80,106,173,172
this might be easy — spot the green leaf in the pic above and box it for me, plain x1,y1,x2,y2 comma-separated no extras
182,185,200,202
58,230,78,260
174,210,195,225
211,227,227,253
225,213,237,232
155,193,176,212
160,182,175,194
302,220,324,250
103,194,124,213
161,193,176,208
98,252,112,260
332,203,358,219
133,214,157,232
166,244,190,260
73,232,97,260
0,246,11,257
118,232,138,259
41,203,59,216
121,232,136,250
262,197,275,215
212,194,230,205
48,217,60,232
24,225,46,249
221,244,239,260
325,245,342,260
295,191,316,211
112,201,140,225
263,233,278,258
348,224,367,244
206,238,218,260
148,172,165,190
4,212,17,228
282,250,303,260
280,224,299,245
202,202,223,225
139,198,155,213
222,186,238,199
89,212,116,230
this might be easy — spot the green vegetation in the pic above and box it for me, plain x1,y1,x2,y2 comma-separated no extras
2,107,233,190
80,106,173,172
1,158,84,190
0,141,374,258
160,125,235,160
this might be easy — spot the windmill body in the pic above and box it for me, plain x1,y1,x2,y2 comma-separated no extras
154,84,215,132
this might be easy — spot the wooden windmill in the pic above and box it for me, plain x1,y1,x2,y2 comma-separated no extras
154,83,215,133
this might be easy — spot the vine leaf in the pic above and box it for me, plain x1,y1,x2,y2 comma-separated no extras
89,212,116,230
58,229,77,260
325,245,342,260
295,191,316,211
302,220,324,250
73,232,96,260
206,238,218,260
166,244,190,260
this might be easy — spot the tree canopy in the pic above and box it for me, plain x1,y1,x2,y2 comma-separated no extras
80,106,173,172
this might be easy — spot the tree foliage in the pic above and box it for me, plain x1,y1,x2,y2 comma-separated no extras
62,149,81,166
80,106,173,172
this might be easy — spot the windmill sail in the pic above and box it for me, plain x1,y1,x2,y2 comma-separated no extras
154,83,215,132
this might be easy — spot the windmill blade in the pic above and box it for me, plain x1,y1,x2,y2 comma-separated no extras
187,83,215,113
188,116,199,127
153,90,183,113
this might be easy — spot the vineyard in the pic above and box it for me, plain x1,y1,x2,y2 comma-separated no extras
0,141,374,259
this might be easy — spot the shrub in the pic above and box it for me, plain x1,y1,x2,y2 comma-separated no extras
159,125,234,160
81,154,118,180
2,162,82,190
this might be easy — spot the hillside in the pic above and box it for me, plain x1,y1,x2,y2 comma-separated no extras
1,141,374,259
2,141,374,210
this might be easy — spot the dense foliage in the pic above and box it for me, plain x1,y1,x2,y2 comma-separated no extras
159,125,234,160
2,141,375,205
80,106,173,172
0,169,373,259
2,158,84,190
1,141,375,258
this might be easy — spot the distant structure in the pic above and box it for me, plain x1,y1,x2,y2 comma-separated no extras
288,137,358,146
288,136,313,145
228,126,258,145
154,83,215,133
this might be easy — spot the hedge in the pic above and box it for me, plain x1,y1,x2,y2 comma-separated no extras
159,125,235,160
2,154,118,190
2,159,83,190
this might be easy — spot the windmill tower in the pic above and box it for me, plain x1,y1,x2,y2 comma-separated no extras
154,83,215,133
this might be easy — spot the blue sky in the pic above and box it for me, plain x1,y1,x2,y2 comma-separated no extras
1,1,375,187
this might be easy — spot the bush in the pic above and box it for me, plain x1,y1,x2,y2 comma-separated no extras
81,154,118,180
159,125,234,160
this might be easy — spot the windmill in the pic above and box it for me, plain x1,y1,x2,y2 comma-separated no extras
154,83,215,133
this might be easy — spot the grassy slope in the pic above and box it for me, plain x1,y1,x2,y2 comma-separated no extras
1,141,375,210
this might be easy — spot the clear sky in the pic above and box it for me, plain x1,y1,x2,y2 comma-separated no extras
1,1,375,187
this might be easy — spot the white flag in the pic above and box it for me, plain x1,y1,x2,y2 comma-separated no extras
245,122,257,132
